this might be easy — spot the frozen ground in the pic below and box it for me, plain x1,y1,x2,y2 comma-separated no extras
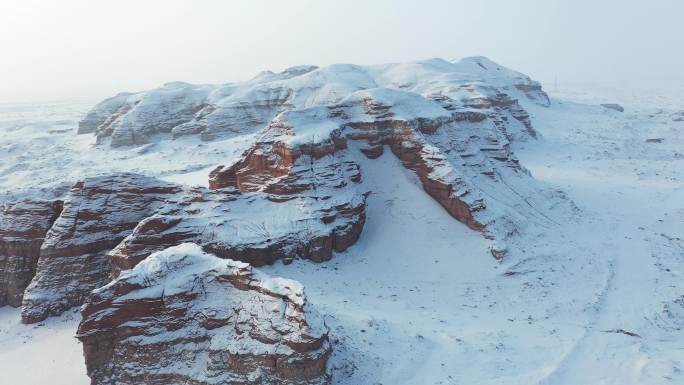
0,82,683,384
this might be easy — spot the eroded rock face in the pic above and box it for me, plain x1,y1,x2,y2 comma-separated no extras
1,57,572,385
208,86,560,239
109,185,366,277
21,174,181,323
77,243,331,385
0,199,63,307
109,130,366,276
18,168,365,322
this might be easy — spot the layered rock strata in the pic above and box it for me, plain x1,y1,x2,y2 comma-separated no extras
19,167,365,322
0,199,63,307
20,174,181,323
77,243,331,385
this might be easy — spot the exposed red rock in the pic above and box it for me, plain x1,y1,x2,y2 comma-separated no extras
0,199,63,307
77,243,331,385
208,87,543,238
20,174,181,323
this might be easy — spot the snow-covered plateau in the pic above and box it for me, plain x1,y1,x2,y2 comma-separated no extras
0,58,682,385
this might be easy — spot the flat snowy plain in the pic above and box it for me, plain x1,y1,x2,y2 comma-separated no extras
0,82,682,384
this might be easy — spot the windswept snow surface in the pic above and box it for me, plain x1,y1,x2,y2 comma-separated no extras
514,84,684,385
1,80,683,384
0,307,87,384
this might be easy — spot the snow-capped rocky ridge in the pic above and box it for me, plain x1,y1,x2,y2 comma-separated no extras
16,169,365,324
83,56,563,240
80,57,549,147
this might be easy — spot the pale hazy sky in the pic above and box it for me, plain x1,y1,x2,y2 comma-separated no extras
0,0,682,103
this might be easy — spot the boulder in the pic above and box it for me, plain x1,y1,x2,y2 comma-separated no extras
601,103,625,112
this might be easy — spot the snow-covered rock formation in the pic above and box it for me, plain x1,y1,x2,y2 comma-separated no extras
10,55,563,324
1,56,572,384
83,57,548,147
83,56,561,241
19,168,365,322
109,181,365,278
77,243,331,385
3,59,684,385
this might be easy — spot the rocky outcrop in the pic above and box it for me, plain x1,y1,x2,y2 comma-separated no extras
109,122,367,276
17,167,365,322
77,92,138,135
0,57,575,385
0,199,63,307
208,84,558,239
77,243,331,385
109,131,366,273
82,57,563,241
17,56,564,324
20,174,181,323
601,103,625,112
449,56,551,106
109,186,366,277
